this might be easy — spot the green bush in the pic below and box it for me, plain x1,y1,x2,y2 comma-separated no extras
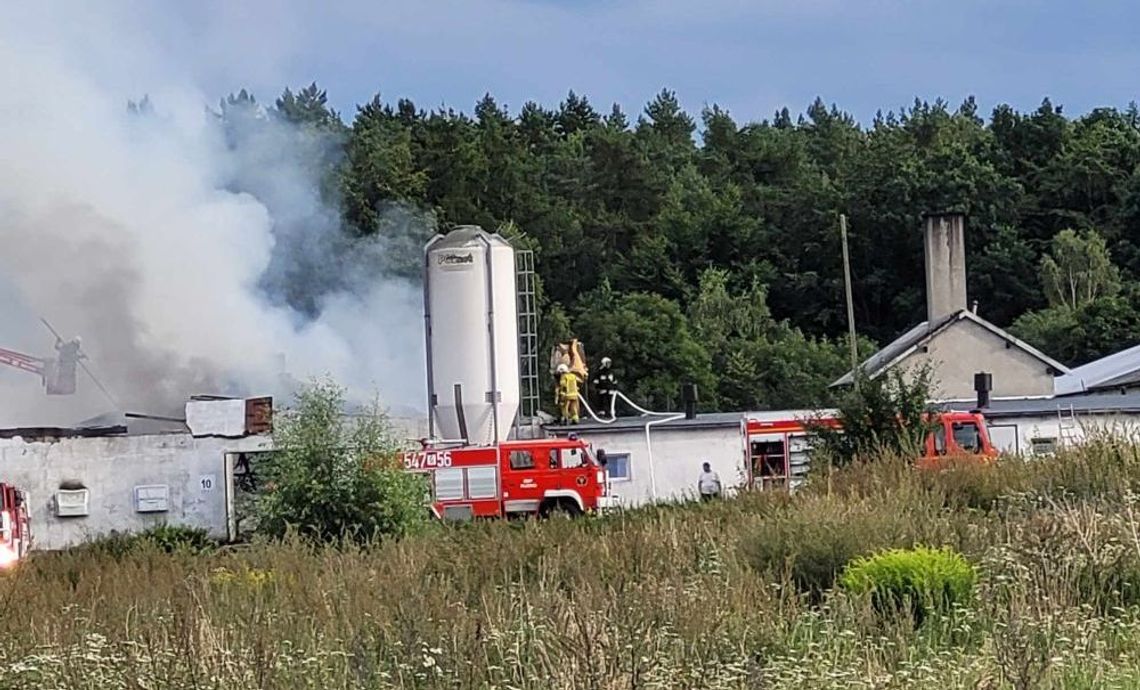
740,493,935,599
140,524,214,553
77,525,215,560
839,546,976,624
257,378,430,544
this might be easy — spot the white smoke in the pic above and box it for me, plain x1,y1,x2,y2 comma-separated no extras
0,5,428,426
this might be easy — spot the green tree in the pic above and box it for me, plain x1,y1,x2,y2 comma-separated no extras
256,379,429,544
573,286,715,411
1040,228,1121,309
811,365,938,466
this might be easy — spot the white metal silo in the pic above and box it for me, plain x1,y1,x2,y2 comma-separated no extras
423,226,520,445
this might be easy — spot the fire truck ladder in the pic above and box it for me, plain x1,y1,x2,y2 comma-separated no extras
516,250,541,422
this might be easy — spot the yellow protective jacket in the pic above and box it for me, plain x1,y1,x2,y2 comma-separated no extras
558,372,580,401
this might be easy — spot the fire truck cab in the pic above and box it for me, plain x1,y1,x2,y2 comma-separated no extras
0,483,31,567
747,410,998,488
402,437,616,521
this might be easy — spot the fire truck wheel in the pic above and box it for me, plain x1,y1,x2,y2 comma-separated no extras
539,498,581,520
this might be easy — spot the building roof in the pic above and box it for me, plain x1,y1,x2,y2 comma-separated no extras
1054,342,1140,395
831,309,1070,387
546,411,745,434
941,390,1140,419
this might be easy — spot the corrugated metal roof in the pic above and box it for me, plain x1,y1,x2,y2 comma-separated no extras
1055,342,1140,395
832,310,1070,387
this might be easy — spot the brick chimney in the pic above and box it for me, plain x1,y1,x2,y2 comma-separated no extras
923,212,968,324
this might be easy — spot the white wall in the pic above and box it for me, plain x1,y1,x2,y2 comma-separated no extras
583,425,746,508
988,413,1140,455
0,432,270,550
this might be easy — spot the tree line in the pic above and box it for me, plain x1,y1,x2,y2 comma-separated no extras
213,84,1140,411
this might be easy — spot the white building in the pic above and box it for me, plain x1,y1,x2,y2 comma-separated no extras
0,397,272,550
948,390,1140,455
546,413,748,508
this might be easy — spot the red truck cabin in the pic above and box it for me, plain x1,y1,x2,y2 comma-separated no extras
402,438,610,521
746,411,998,487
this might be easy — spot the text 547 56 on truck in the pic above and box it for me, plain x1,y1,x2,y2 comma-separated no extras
402,437,618,520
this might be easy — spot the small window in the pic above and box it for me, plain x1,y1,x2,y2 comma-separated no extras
435,468,464,501
548,449,560,469
952,422,982,453
466,466,498,499
563,447,584,469
1031,437,1057,455
509,450,535,470
605,453,631,481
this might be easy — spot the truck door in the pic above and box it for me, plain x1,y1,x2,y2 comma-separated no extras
501,447,548,514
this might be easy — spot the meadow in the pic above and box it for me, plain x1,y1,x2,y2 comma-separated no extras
7,439,1140,688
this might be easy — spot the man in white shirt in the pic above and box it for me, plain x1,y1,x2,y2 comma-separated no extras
698,462,721,501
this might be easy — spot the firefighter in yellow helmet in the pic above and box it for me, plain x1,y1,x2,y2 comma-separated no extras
557,363,580,425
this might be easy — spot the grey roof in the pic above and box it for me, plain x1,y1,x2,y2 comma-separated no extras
941,390,1140,419
546,411,745,434
831,309,1070,387
1055,342,1140,395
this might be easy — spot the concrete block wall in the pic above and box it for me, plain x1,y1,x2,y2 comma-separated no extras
0,432,270,550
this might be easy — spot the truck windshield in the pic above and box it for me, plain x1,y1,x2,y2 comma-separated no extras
952,422,982,453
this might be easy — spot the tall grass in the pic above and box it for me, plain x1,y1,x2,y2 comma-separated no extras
7,443,1140,688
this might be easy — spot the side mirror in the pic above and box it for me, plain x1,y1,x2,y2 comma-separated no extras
596,449,608,467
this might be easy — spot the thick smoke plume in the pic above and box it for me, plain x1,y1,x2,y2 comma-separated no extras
0,7,428,427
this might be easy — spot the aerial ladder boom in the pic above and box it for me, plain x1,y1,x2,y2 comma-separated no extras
0,341,80,395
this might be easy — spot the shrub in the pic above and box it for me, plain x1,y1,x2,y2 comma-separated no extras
77,525,214,559
256,378,430,544
839,545,976,624
740,492,937,599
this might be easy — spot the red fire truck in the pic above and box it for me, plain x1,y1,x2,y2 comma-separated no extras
746,410,998,489
402,436,616,520
0,483,31,567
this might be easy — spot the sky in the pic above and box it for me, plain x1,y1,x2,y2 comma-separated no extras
75,0,1140,127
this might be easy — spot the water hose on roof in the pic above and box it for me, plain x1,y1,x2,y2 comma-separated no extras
576,389,675,424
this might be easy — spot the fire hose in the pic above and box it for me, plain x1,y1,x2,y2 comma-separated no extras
576,389,681,501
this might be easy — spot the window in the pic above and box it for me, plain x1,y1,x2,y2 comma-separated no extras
509,450,535,470
466,466,498,499
605,453,631,481
1031,437,1057,455
434,468,464,501
752,440,786,478
562,446,585,469
952,422,982,453
547,449,560,469
933,425,947,455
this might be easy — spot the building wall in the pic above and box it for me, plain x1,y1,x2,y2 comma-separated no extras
576,424,747,508
0,432,270,550
899,320,1055,399
987,413,1140,455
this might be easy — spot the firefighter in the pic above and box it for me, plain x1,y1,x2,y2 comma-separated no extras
592,356,617,418
556,363,580,425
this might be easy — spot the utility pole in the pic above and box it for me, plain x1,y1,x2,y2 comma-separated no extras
839,214,859,389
